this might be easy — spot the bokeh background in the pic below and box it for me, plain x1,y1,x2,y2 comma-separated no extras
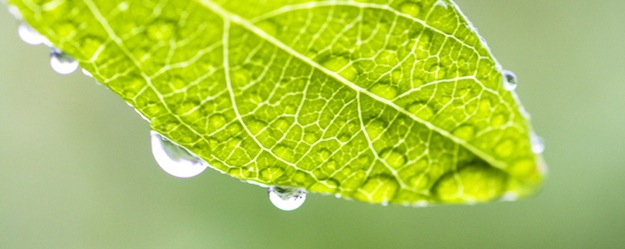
1,1,624,248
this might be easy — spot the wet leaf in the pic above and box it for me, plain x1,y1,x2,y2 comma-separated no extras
7,0,545,206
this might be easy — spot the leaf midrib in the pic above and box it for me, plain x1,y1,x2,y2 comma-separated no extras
195,0,506,170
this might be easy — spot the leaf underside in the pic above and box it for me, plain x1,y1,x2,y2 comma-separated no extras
9,0,545,206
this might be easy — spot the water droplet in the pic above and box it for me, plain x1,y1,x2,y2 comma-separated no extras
337,133,352,143
18,24,44,46
260,167,285,181
452,125,475,141
414,200,429,207
433,164,507,203
502,70,518,91
81,68,92,77
117,2,129,11
354,175,399,204
309,179,339,193
274,117,291,133
399,2,422,17
208,114,227,130
150,130,207,178
433,0,449,9
50,49,78,75
303,130,320,144
370,83,398,100
273,145,295,162
380,148,407,169
501,192,519,202
318,149,332,161
407,102,434,120
321,56,357,81
530,133,545,154
8,5,23,20
494,139,515,159
365,120,386,140
147,21,175,41
375,50,398,66
268,186,306,211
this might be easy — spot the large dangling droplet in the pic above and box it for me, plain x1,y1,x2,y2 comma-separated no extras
7,5,23,20
150,130,207,178
50,49,78,75
268,186,307,211
17,23,44,46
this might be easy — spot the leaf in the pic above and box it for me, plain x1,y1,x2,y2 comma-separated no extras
7,0,545,206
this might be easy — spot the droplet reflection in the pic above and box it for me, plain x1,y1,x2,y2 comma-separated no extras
530,133,545,154
18,23,44,45
502,70,518,91
81,68,93,77
268,186,306,211
150,130,207,178
50,49,78,75
8,5,23,20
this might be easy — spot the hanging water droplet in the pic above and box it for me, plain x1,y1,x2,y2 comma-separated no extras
479,35,488,45
501,192,519,202
502,70,518,91
81,68,93,77
268,186,306,211
50,49,78,75
8,5,23,20
42,38,53,48
150,130,207,178
17,24,44,45
433,0,449,9
530,133,545,154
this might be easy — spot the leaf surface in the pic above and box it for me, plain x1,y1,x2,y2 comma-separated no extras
8,0,545,206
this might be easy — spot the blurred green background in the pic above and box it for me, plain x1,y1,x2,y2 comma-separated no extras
1,1,624,248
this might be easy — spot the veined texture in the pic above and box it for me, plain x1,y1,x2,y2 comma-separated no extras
8,0,545,206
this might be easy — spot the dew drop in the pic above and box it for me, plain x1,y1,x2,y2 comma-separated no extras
81,68,93,77
399,2,421,17
8,5,23,20
150,130,207,178
414,200,429,207
434,165,507,203
530,133,545,154
380,148,406,169
117,2,129,11
18,24,44,46
434,0,449,9
354,175,399,204
268,186,306,211
147,21,175,41
407,102,434,120
50,49,78,75
502,70,518,91
370,83,398,100
452,125,476,141
501,192,519,202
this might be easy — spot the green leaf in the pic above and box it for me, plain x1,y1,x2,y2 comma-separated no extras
7,0,545,206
